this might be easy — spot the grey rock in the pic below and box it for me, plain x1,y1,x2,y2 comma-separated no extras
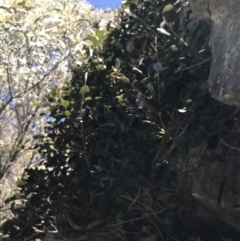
189,0,240,106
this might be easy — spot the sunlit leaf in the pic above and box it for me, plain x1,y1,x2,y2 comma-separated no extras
178,107,187,113
85,96,92,101
65,110,71,116
61,99,70,108
115,58,121,70
156,27,171,36
80,85,90,96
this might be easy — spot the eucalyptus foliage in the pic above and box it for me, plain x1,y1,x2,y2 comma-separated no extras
0,0,103,217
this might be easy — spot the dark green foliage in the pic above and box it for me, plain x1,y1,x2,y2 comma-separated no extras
3,0,239,241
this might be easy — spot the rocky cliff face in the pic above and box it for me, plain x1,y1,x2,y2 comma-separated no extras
189,0,240,106
181,1,240,238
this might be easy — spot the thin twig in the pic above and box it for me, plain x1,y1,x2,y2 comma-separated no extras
79,72,90,167
175,58,211,73
128,187,141,210
220,139,240,152
107,206,171,227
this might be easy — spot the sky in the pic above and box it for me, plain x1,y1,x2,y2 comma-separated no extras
87,0,121,9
